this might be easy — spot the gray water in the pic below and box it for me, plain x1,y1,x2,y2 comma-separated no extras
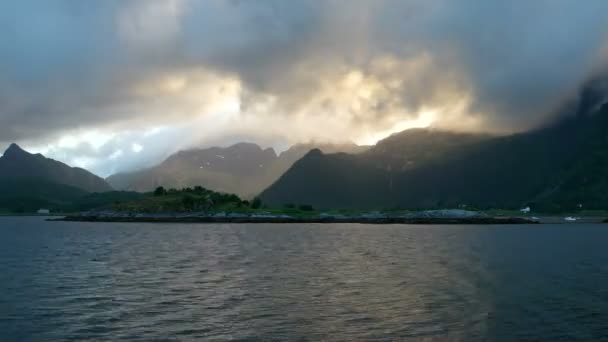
1,217,607,341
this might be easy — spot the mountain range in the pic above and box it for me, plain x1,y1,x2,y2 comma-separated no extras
0,143,111,192
0,144,122,212
260,96,608,211
106,142,368,198
2,77,608,213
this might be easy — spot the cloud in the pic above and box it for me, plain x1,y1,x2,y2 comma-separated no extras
1,0,608,174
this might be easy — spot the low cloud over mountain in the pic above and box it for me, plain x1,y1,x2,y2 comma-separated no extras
1,0,608,174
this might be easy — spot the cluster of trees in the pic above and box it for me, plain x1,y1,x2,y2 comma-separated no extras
152,186,265,211
283,203,315,211
149,186,317,213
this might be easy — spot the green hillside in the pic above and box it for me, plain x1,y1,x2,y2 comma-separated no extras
0,180,142,214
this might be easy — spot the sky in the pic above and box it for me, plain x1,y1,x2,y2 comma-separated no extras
1,0,608,176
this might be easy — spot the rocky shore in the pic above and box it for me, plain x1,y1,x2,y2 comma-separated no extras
53,209,537,224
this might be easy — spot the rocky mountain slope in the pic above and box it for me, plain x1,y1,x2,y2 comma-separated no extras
107,142,368,198
260,94,608,211
0,143,112,193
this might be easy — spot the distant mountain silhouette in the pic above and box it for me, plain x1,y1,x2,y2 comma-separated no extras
260,130,491,208
0,144,112,193
260,97,608,211
106,142,368,198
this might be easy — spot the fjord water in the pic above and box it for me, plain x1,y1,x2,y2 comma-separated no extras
1,218,607,341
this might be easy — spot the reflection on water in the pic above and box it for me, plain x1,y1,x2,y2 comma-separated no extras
1,217,608,341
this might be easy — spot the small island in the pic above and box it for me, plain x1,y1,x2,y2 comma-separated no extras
51,186,538,224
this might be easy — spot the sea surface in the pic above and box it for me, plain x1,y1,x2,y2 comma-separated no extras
1,217,608,341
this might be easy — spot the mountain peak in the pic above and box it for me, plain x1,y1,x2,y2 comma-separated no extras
3,143,28,157
0,143,112,192
306,148,323,157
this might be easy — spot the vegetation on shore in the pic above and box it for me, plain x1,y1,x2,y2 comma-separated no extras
3,180,607,220
110,186,325,218
0,183,317,217
0,179,143,214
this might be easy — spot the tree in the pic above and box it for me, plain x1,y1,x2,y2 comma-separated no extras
203,197,214,211
298,204,314,211
251,197,262,209
153,186,167,196
182,194,195,211
227,194,241,203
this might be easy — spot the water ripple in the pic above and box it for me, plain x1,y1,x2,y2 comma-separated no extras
1,218,608,341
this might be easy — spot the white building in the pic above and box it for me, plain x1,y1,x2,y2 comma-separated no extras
37,209,50,215
520,207,531,214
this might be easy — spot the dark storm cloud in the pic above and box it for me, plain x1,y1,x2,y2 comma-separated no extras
1,0,608,142
416,0,608,128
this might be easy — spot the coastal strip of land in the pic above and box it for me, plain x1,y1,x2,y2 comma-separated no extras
52,210,538,224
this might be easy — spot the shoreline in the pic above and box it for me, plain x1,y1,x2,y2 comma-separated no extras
52,215,538,224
